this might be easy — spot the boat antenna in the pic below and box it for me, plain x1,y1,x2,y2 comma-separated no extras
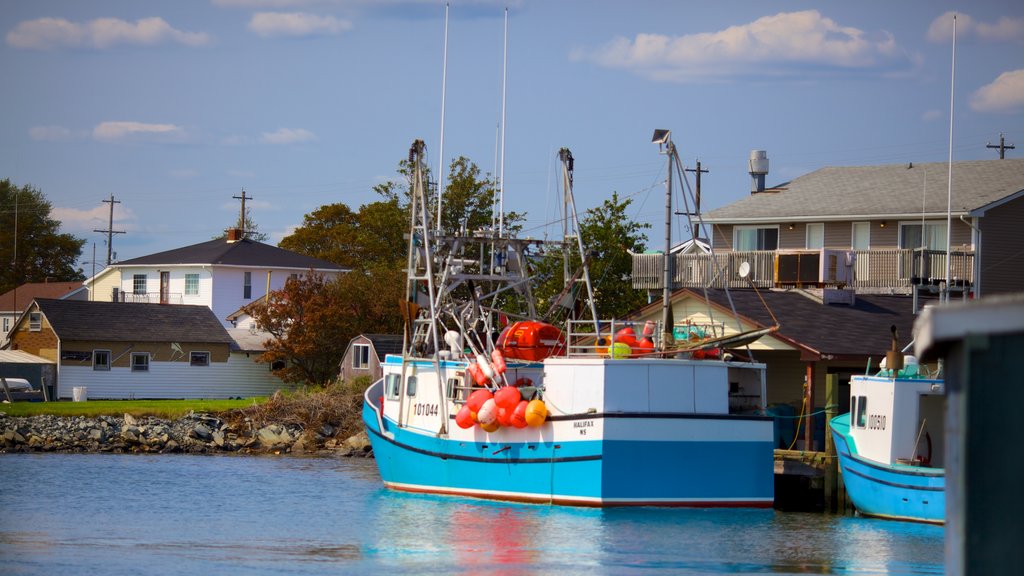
944,13,956,302
435,2,450,231
559,147,600,334
498,7,508,238
652,129,675,350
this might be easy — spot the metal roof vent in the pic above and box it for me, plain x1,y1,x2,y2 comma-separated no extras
749,150,769,194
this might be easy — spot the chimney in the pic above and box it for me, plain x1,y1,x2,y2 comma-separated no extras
749,150,769,194
226,228,243,242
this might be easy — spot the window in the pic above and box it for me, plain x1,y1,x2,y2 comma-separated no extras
855,396,868,428
185,273,200,296
733,226,779,251
406,376,418,397
3,317,9,333
29,312,42,332
900,221,948,251
352,344,370,370
131,352,150,372
133,274,147,294
852,222,870,250
93,350,111,371
805,223,824,249
447,377,464,402
243,272,252,299
385,374,401,399
270,359,286,372
190,351,210,367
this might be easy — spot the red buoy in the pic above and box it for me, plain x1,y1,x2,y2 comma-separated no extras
466,389,493,413
510,400,529,428
494,386,521,412
455,405,475,429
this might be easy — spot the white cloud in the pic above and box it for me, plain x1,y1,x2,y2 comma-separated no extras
7,16,210,50
214,0,317,7
260,127,317,144
928,12,1024,44
53,204,137,234
248,12,352,38
921,109,943,122
93,121,188,143
575,10,909,83
29,125,83,142
970,69,1024,113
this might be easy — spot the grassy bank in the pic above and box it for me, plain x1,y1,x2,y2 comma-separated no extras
1,398,264,419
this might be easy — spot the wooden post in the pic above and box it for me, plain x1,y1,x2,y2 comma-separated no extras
0,376,12,403
804,363,815,450
824,373,838,512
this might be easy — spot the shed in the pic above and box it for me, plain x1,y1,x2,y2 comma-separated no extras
0,349,55,401
340,334,403,383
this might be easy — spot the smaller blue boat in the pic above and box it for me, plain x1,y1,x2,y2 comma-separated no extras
830,343,945,524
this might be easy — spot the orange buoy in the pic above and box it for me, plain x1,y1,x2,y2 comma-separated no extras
614,326,638,347
494,386,521,412
525,399,548,427
477,398,498,425
634,337,655,357
480,420,500,433
466,389,493,413
467,363,488,386
497,406,513,427
455,405,475,429
490,348,507,374
510,400,529,428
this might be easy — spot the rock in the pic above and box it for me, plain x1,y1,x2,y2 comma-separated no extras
319,423,335,438
212,430,225,447
123,413,137,427
121,426,141,444
190,424,213,441
257,424,292,447
88,428,105,442
344,431,371,452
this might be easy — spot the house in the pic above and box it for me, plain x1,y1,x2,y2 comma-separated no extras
634,158,1024,297
340,334,403,383
84,230,347,327
0,281,86,347
627,288,922,450
8,298,294,400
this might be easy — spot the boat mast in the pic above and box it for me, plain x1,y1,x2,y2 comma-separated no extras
498,7,508,238
436,2,450,231
653,129,676,350
559,148,600,333
944,14,956,303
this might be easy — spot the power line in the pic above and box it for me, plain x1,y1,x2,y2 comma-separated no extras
987,133,1016,159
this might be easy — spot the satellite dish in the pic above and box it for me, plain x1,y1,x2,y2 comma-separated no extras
738,261,751,279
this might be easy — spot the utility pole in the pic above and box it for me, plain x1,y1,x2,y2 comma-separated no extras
986,133,1015,159
684,160,709,214
233,189,251,237
93,194,125,266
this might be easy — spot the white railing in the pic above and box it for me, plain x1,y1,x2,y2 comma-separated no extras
120,292,184,304
632,249,973,291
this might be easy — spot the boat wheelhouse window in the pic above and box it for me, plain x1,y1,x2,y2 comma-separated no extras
446,377,463,402
352,344,370,370
406,376,418,397
855,396,868,428
385,374,400,399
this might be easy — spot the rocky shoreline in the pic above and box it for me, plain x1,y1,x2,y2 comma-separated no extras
0,411,373,457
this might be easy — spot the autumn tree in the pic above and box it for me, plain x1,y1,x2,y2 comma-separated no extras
244,269,404,384
0,179,86,294
534,192,649,321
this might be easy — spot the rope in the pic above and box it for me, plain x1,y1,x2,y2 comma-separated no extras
787,396,807,451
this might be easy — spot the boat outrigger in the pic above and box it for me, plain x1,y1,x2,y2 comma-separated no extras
362,136,776,507
829,327,945,524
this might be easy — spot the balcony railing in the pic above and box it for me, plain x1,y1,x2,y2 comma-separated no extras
119,292,185,304
632,249,974,292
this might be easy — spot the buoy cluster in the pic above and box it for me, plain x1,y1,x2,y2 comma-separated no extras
456,347,548,431
600,323,656,358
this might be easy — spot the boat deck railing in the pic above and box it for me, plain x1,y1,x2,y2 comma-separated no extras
563,319,727,358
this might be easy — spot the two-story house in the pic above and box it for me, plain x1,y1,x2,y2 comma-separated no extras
634,157,1024,297
84,229,348,327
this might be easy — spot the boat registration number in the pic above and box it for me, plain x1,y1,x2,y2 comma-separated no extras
414,403,439,417
868,414,887,430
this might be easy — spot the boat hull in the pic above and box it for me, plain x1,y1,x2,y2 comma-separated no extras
830,414,945,524
363,398,774,507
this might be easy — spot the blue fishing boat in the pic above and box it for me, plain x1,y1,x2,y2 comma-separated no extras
830,331,945,524
362,137,776,507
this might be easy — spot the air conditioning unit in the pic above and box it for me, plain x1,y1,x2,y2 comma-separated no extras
774,250,853,287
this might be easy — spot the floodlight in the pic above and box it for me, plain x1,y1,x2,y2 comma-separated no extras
651,129,671,145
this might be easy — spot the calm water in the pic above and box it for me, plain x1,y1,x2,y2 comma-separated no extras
0,454,942,575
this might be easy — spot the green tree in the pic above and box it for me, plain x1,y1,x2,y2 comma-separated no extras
278,199,405,270
0,179,86,294
244,267,404,384
214,206,269,242
534,192,649,321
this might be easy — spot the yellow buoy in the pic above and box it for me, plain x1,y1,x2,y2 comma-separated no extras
480,420,500,433
525,399,548,427
610,341,631,359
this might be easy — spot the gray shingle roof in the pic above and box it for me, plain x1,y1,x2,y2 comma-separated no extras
363,334,404,360
705,158,1024,222
116,238,346,271
34,299,233,343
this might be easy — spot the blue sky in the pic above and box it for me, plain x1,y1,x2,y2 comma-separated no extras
2,1,1022,272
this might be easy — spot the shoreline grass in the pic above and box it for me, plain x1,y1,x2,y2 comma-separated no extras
1,398,266,420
